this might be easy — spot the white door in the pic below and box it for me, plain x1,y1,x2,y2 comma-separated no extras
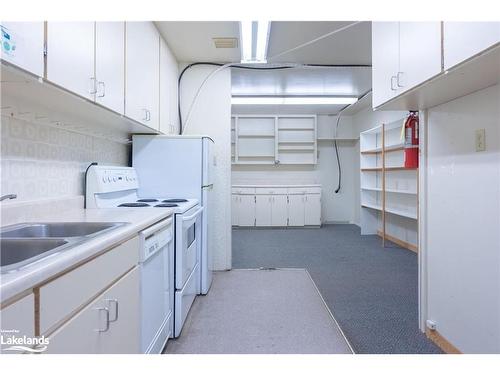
288,194,305,226
1,22,44,77
159,37,179,134
304,194,321,226
46,268,140,354
372,22,400,108
271,195,288,226
255,195,272,226
398,22,442,93
95,22,125,114
443,22,500,70
238,195,256,226
231,194,239,226
0,294,34,354
125,22,159,129
47,22,95,100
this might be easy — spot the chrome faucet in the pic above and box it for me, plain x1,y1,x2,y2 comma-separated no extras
0,194,17,201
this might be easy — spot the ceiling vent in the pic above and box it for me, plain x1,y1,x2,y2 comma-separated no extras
213,37,238,49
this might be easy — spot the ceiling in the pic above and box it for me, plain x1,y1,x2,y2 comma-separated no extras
156,21,373,115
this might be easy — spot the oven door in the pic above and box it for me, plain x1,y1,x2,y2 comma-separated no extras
175,205,203,290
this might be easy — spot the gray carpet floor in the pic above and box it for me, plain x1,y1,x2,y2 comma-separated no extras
165,269,352,354
232,225,442,354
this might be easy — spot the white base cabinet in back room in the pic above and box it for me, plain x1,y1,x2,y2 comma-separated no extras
232,185,321,228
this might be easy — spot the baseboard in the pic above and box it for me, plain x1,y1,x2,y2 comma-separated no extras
377,230,418,253
425,328,462,354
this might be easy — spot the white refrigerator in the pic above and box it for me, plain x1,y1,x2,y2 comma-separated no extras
132,135,215,295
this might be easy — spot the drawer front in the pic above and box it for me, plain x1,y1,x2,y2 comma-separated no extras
39,236,139,334
255,187,288,195
288,187,321,195
231,187,255,194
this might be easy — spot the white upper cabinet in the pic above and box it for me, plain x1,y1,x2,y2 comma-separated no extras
0,22,44,77
95,22,125,114
159,37,179,134
47,22,96,100
372,22,400,108
125,22,160,129
372,22,441,108
398,22,442,93
443,22,500,70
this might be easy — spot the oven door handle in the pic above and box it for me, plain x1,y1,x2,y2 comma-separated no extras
182,207,204,222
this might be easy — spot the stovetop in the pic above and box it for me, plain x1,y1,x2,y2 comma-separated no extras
116,198,199,213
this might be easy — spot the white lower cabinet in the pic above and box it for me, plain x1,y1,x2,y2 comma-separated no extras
304,194,321,226
46,267,140,354
288,194,305,226
232,186,321,228
0,293,35,354
255,195,272,226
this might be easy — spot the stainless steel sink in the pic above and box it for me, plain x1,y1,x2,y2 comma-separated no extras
0,222,124,238
0,222,127,273
1,238,71,272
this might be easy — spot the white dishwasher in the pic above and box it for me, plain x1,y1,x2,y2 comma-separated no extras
138,217,174,354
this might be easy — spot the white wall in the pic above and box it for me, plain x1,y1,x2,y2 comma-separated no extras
423,84,500,353
231,115,358,223
180,65,232,271
351,108,408,225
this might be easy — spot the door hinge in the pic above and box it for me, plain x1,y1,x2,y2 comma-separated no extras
43,42,47,57
254,218,256,226
287,196,289,203
254,196,256,203
287,218,289,226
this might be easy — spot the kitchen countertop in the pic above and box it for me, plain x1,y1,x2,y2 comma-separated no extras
0,207,174,304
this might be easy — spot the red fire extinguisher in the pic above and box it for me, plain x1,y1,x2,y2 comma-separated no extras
404,111,419,168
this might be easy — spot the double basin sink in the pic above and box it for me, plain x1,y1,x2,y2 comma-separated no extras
1,222,126,273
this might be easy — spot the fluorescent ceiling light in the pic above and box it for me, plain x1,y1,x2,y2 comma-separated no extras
240,21,270,63
240,21,253,63
255,21,270,62
231,97,358,105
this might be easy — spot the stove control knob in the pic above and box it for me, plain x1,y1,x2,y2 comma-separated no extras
102,177,106,183
113,177,117,182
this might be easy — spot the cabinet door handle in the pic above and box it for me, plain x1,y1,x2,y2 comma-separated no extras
396,72,404,87
105,299,119,322
147,110,151,121
94,307,110,332
89,77,97,95
390,75,398,91
142,109,148,121
97,81,106,98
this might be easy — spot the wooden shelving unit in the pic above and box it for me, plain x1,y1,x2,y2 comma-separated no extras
359,117,419,252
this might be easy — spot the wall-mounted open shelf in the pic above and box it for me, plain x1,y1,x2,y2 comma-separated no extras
231,115,317,165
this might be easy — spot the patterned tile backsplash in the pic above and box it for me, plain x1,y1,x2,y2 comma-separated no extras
0,114,129,202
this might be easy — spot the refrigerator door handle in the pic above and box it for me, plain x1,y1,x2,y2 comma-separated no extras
202,184,214,189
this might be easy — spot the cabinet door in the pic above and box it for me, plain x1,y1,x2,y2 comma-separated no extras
255,195,272,226
47,22,95,100
95,22,125,114
239,195,256,226
271,195,288,226
398,22,442,93
444,22,500,70
125,22,160,129
159,37,179,134
0,294,34,354
288,194,305,226
304,194,321,226
231,194,239,226
372,22,400,108
1,22,44,77
46,267,140,354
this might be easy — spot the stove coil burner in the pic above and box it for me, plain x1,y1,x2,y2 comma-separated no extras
155,203,179,208
137,199,159,203
118,202,150,207
162,199,188,203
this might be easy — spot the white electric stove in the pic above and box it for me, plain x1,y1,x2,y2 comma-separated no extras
85,165,203,347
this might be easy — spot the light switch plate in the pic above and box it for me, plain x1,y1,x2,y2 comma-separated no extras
475,129,486,152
